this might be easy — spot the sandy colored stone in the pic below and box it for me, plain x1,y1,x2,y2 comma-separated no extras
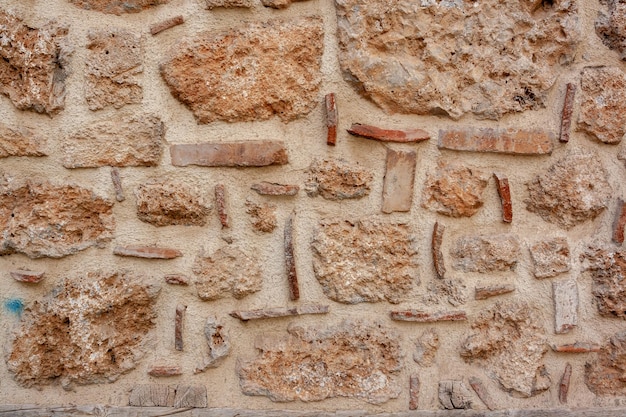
438,128,553,155
0,124,46,158
261,0,307,8
312,218,418,304
0,10,69,115
305,158,372,201
85,29,143,111
63,115,164,168
238,321,402,404
553,279,578,334
245,200,277,233
413,328,439,367
7,272,159,388
160,17,323,123
451,234,520,273
585,330,626,395
335,0,579,120
196,317,230,373
0,182,114,258
461,301,549,397
193,246,262,301
421,161,489,217
135,179,211,227
206,0,252,7
596,0,626,60
229,304,329,321
577,67,626,144
581,245,626,319
439,380,472,410
68,0,168,14
530,237,570,279
423,278,467,307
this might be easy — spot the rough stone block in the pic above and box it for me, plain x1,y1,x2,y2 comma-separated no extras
586,330,626,395
438,128,553,155
530,237,570,279
581,245,626,319
245,200,277,233
553,280,578,334
170,141,288,167
196,317,230,373
251,182,299,196
596,0,626,60
68,0,168,14
413,329,439,367
382,149,416,213
0,124,47,158
305,158,372,201
451,234,520,273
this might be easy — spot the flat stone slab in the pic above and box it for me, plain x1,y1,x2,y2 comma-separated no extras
439,128,553,155
170,141,288,167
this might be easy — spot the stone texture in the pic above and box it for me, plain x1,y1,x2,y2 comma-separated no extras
305,158,372,201
312,218,417,304
585,330,626,395
85,29,143,111
251,182,299,196
382,149,416,213
461,301,549,397
150,16,184,36
229,304,329,321
135,179,210,227
560,83,576,143
530,237,570,279
68,0,168,14
0,182,114,258
553,280,578,334
421,161,488,218
7,272,159,388
596,0,626,60
438,129,553,155
577,67,626,144
348,124,430,143
173,385,207,408
10,270,45,284
160,17,323,123
413,328,439,367
170,141,288,168
0,11,69,115
438,380,472,410
129,384,206,407
205,0,252,8
245,200,277,233
335,0,579,120
63,115,164,168
261,0,306,8
390,310,467,322
423,278,467,307
0,124,47,158
196,317,230,373
581,245,626,319
238,321,402,404
193,246,262,301
474,284,515,300
493,173,513,223
113,246,182,259
526,151,611,229
451,234,520,273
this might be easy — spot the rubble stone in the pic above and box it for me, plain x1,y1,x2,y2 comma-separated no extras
305,158,373,201
413,328,439,367
585,330,626,395
245,200,277,233
0,124,46,158
451,234,520,273
196,317,230,373
596,0,626,60
581,245,626,319
423,278,467,307
68,0,168,14
530,237,571,279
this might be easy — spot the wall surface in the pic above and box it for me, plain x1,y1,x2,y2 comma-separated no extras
1,0,626,412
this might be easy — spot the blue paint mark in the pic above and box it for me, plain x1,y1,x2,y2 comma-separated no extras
4,298,24,317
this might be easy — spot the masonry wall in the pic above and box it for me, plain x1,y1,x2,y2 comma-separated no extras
1,0,626,412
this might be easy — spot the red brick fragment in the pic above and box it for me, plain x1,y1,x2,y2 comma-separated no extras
493,173,512,223
613,199,626,244
229,304,329,321
551,342,601,353
215,184,229,228
284,213,299,301
164,274,189,285
110,167,125,202
251,182,299,196
150,16,184,36
325,93,337,146
468,376,496,411
438,128,553,155
114,246,182,259
559,363,572,404
175,304,186,351
390,310,467,322
10,270,45,283
348,123,430,143
170,141,288,167
475,284,515,300
559,83,576,143
148,365,182,377
382,149,416,213
409,375,420,410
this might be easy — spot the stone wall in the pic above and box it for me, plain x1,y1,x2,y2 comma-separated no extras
1,0,626,412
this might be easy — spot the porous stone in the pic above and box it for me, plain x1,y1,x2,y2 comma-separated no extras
0,124,46,158
451,234,520,273
85,29,143,111
193,246,262,301
423,278,467,307
438,380,472,410
63,115,164,168
305,158,373,201
530,237,570,279
160,17,323,123
195,317,230,373
261,0,306,8
0,182,114,258
135,179,211,227
596,0,626,60
0,10,69,114
205,0,252,8
245,200,277,233
7,272,159,387
577,67,626,144
421,161,489,218
413,328,439,367
312,218,418,304
238,321,402,404
335,0,579,120
150,16,184,36
68,0,168,14
585,330,626,395
581,245,626,319
461,301,549,397
526,151,611,229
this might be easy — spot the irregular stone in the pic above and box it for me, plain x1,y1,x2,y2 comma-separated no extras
164,274,189,286
551,342,601,353
305,158,372,201
325,93,337,146
493,173,512,223
335,0,579,120
413,328,439,367
170,141,288,168
559,83,576,143
174,304,185,351
559,363,572,404
129,385,175,407
451,234,520,273
409,375,420,410
468,377,496,411
238,321,402,404
148,365,182,377
474,284,515,300
135,179,210,227
553,280,578,334
63,115,164,168
193,246,262,301
7,272,159,387
245,200,277,233
196,317,230,373
160,17,323,123
348,124,430,143
529,237,570,279
0,11,69,115
581,245,626,319
461,301,549,397
312,218,418,304
229,304,329,321
251,182,299,196
0,124,47,158
390,310,467,322
110,168,125,202
85,29,143,111
438,129,553,155
596,0,626,60
10,270,45,284
205,0,252,8
382,149,416,213
438,380,472,410
422,278,467,307
577,67,626,144
68,0,168,14
113,246,182,259
150,16,184,36
0,182,114,258
421,161,489,217
585,330,626,395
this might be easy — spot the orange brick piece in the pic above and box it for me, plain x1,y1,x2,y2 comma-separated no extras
113,246,182,259
551,342,601,353
229,304,329,321
613,199,626,243
164,274,189,285
150,15,184,36
409,375,420,410
175,304,186,351
215,184,229,228
110,167,125,202
475,284,515,300
325,93,337,146
493,173,512,223
148,365,182,377
170,141,288,167
390,310,467,322
559,363,572,404
438,128,553,155
10,270,45,283
348,123,430,143
559,83,576,143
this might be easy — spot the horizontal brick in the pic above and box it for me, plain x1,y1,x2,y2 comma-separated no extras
251,182,299,196
229,304,329,321
170,141,288,167
438,128,553,155
348,123,430,143
164,274,189,285
113,246,182,259
475,284,515,300
10,270,45,283
148,365,182,377
551,342,601,353
150,16,184,36
390,310,467,322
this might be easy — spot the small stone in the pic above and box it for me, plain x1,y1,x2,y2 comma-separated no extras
382,149,416,213
493,173,512,223
284,213,299,301
245,200,277,233
585,330,626,395
214,184,229,229
409,375,420,410
438,380,472,410
348,124,430,143
390,310,467,322
413,328,439,367
559,83,576,143
530,237,570,279
251,182,299,196
325,93,337,146
170,141,288,167
150,16,184,35
613,199,626,243
578,67,626,144
196,317,230,372
468,377,496,411
451,234,520,273
205,0,252,8
0,124,47,158
438,128,553,155
10,270,45,284
68,0,168,14
113,246,182,259
596,0,626,60
581,245,626,319
422,278,467,307
551,342,601,353
129,384,175,407
305,158,372,201
559,363,572,404
148,365,182,377
421,161,489,218
229,304,329,321
110,168,125,202
431,222,446,279
173,385,207,408
261,0,306,8
553,280,578,334
474,284,515,300
164,274,189,285
174,304,186,351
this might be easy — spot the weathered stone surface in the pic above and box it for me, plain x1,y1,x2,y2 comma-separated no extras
170,141,288,168
439,380,472,410
68,0,168,14
238,321,402,404
7,272,159,387
129,385,175,407
252,182,299,196
581,245,626,319
560,83,576,143
461,301,549,397
553,280,578,334
160,17,323,123
413,328,439,367
113,246,182,259
596,0,626,60
423,278,467,307
10,270,45,284
85,29,143,111
305,158,373,201
173,385,207,408
261,0,306,8
468,377,496,411
312,218,417,304
451,234,520,273
63,115,164,168
150,16,184,36
0,182,114,258
335,0,579,120
148,366,182,377
348,124,430,143
390,310,467,322
439,129,553,155
245,200,277,233
135,179,210,227
585,330,626,395
526,151,611,229
382,149,416,213
229,304,329,321
325,93,337,146
577,67,626,144
493,173,513,223
174,304,185,352
193,246,262,301
421,161,488,218
205,0,252,8
196,317,230,373
474,284,515,300
530,237,570,279
0,124,46,158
